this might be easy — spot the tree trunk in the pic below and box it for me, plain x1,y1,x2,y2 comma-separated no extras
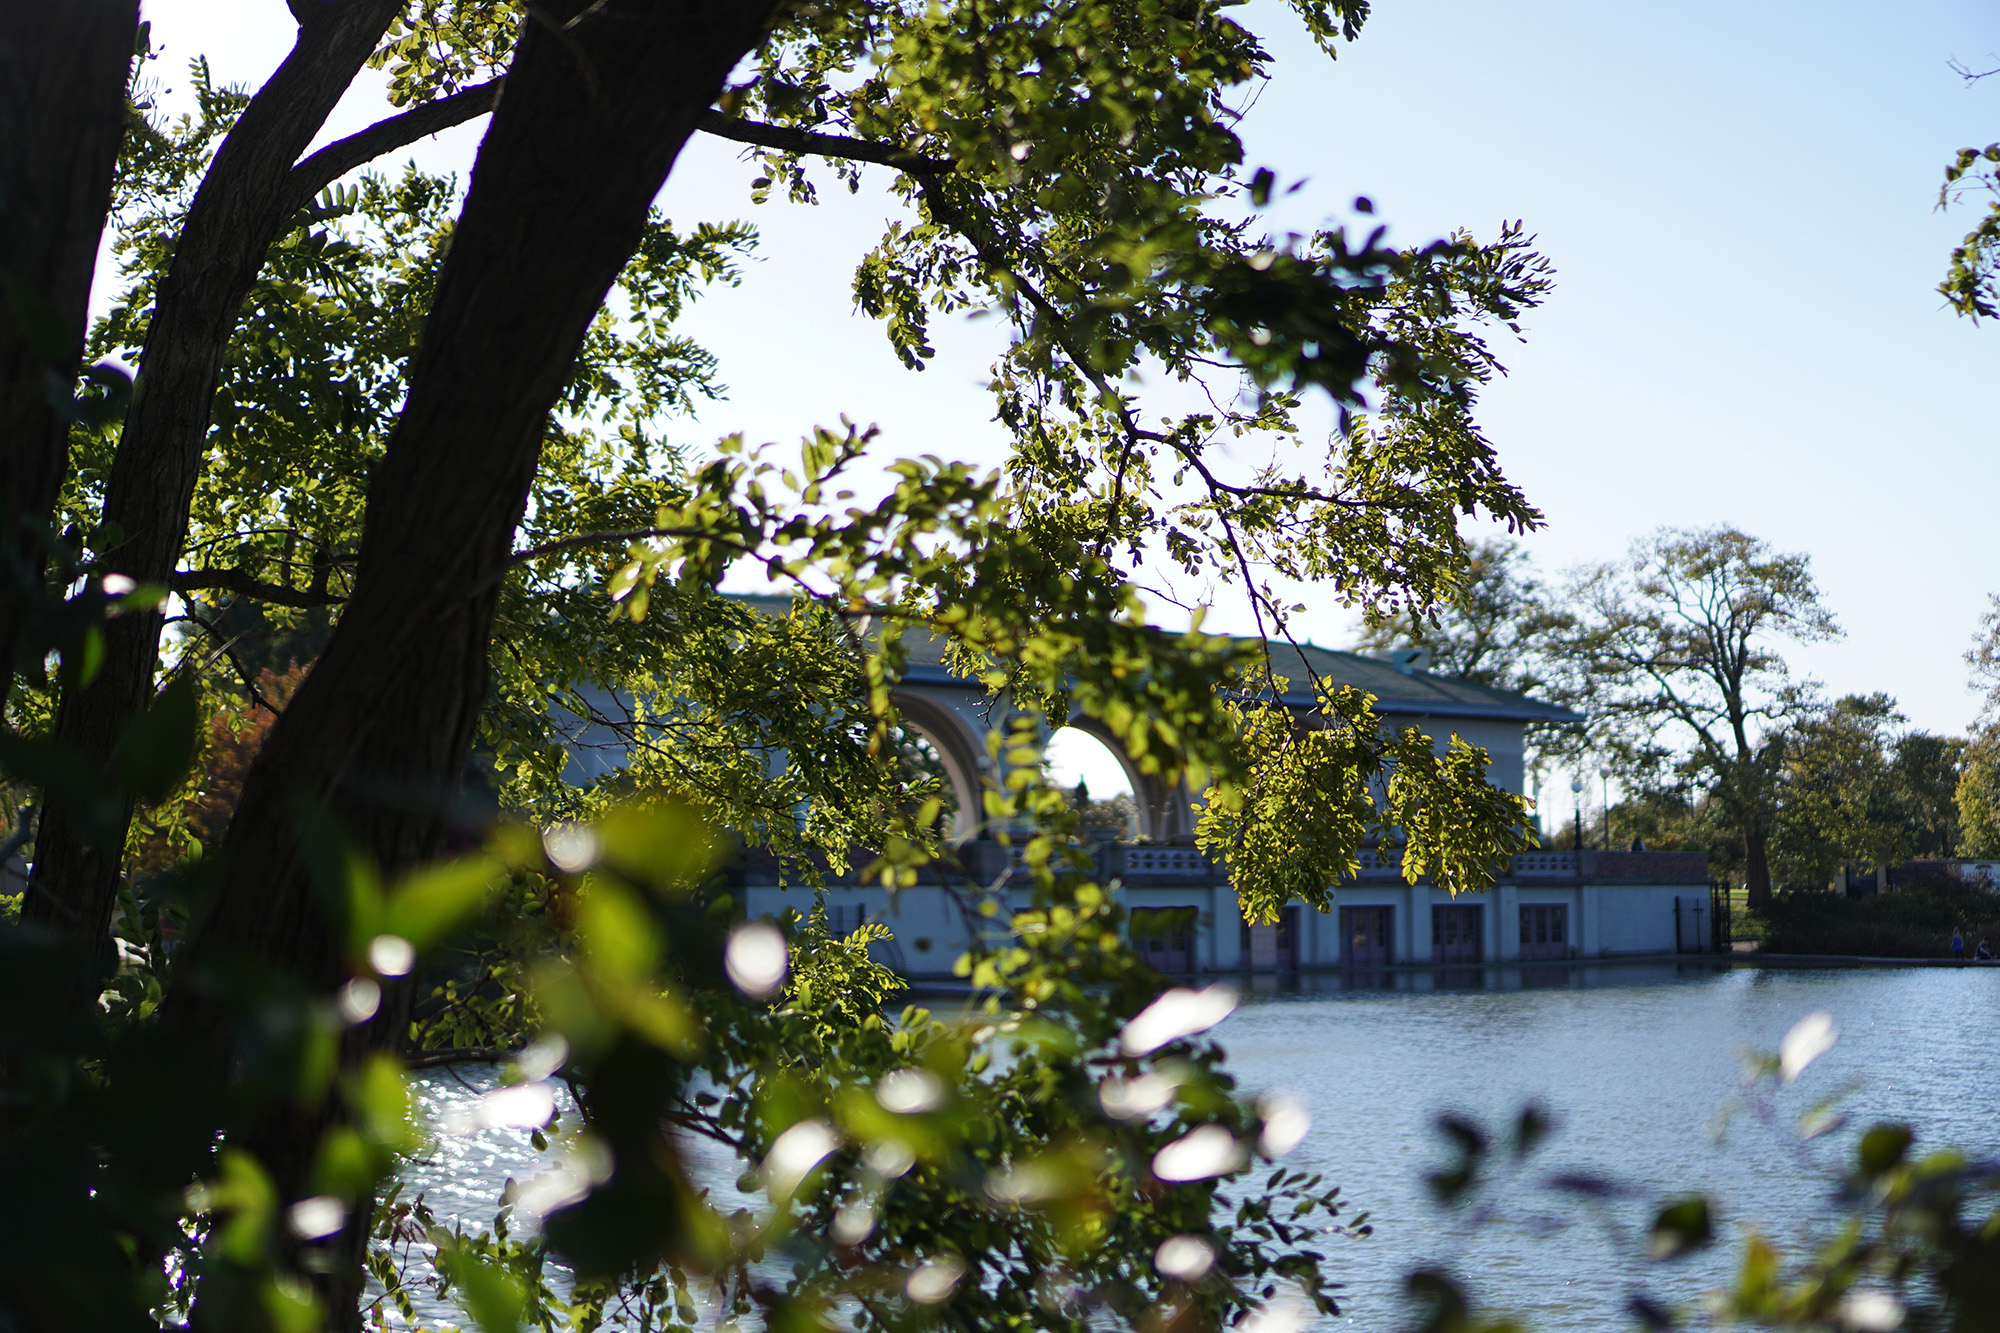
171,2,781,1322
1743,819,1772,910
0,0,139,703
25,0,404,982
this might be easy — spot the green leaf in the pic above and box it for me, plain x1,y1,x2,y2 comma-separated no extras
439,1246,525,1333
594,801,728,890
575,878,661,984
1647,1195,1712,1259
1857,1123,1914,1177
1511,1101,1553,1159
113,675,199,804
63,624,105,689
384,855,503,951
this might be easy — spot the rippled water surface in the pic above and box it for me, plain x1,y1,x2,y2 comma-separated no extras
404,963,2000,1330
1222,964,2000,1327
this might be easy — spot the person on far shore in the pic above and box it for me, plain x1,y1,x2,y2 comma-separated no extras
1978,939,1995,962
1951,928,1966,962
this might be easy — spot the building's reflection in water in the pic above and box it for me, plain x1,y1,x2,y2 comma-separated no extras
1238,959,1729,995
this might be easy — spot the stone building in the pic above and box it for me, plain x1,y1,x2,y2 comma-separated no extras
706,607,1717,978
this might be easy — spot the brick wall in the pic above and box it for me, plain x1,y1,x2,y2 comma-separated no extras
1586,851,1709,881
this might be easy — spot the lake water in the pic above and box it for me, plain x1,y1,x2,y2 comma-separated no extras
403,962,2000,1330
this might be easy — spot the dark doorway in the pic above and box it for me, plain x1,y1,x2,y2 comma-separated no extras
1132,906,1199,973
1518,904,1569,962
1431,903,1484,964
1240,905,1300,971
1340,905,1393,967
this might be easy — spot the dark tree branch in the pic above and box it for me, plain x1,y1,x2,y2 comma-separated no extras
182,601,284,716
911,174,1327,697
285,77,507,213
696,111,953,175
404,1046,513,1069
510,525,707,566
0,0,141,708
658,1104,745,1150
171,566,346,608
31,0,409,1014
463,524,766,601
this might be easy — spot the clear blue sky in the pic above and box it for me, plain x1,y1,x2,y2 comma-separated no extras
139,1,2000,798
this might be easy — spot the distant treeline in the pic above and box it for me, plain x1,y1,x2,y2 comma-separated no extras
1358,528,2000,905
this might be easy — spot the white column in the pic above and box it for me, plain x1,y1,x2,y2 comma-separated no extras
1212,886,1243,970
1407,887,1429,965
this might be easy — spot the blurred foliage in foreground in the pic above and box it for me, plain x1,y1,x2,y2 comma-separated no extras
7,777,2000,1331
3,787,1365,1333
1410,1011,2000,1333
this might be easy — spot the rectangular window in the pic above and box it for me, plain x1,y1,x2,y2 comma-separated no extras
1518,904,1569,961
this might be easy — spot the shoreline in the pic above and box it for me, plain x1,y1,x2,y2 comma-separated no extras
896,951,2000,998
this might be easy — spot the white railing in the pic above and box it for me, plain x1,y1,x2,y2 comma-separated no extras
1056,843,1586,881
1350,848,1578,879
1121,846,1211,876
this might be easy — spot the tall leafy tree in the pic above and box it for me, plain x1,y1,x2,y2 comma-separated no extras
1622,721,1963,883
1955,596,2000,859
25,1,510,989
1892,730,1966,860
1769,694,1910,889
24,0,1555,984
4,0,1561,1324
154,8,788,1309
1541,527,1838,907
1958,728,2000,858
1965,592,2000,720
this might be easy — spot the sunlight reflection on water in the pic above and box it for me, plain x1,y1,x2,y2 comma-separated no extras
398,964,2000,1331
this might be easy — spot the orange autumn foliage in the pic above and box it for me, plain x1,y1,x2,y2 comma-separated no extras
132,662,306,878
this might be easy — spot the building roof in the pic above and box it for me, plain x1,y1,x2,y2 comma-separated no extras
724,591,1579,726
1258,641,1580,724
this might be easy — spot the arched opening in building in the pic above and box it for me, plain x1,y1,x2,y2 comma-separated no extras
891,722,963,836
889,690,989,841
1044,726,1140,840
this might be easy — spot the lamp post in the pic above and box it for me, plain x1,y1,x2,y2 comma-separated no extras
1601,772,1610,849
1570,777,1583,851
